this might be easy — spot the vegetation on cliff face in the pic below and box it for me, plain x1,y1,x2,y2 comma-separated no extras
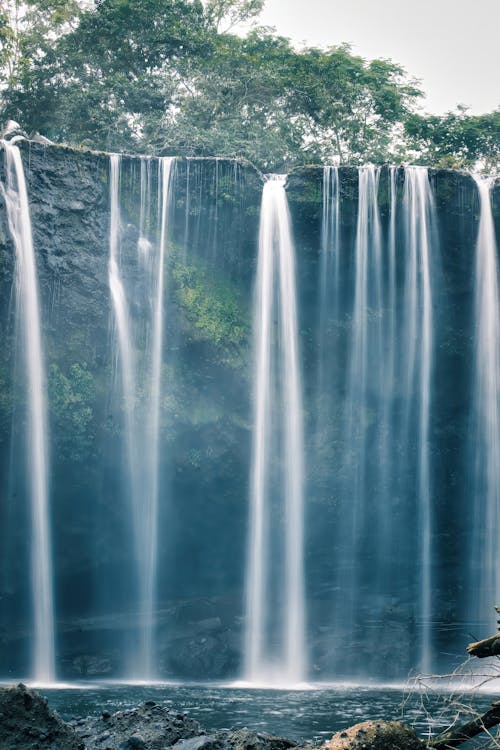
171,252,250,360
48,362,96,463
0,0,497,170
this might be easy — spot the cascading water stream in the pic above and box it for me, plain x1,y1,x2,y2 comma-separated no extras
109,154,139,517
319,167,341,321
470,175,500,632
377,167,397,535
324,166,437,677
1,139,55,682
108,155,174,679
339,167,383,645
245,175,306,686
315,167,341,451
400,166,435,674
141,156,174,678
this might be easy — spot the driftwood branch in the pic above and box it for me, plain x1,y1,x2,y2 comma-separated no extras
467,634,500,658
429,701,500,749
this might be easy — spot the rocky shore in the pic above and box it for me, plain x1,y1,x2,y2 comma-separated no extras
0,683,425,750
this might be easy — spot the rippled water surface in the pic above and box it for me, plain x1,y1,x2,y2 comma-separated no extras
39,684,496,743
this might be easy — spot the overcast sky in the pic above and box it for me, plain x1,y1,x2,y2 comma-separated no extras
253,0,499,115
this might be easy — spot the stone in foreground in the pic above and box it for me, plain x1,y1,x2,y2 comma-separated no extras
71,701,202,749
0,683,84,750
322,720,424,750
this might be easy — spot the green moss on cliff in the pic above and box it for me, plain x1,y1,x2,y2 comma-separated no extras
48,362,96,462
170,250,250,367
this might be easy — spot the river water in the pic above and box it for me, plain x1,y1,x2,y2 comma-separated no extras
39,684,496,744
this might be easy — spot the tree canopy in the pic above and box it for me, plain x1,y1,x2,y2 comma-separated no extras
0,0,498,171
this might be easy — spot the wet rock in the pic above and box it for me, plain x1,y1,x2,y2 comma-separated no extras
71,700,203,749
119,734,147,749
219,729,296,750
173,735,218,750
1,120,27,139
165,632,238,679
322,720,424,750
0,682,84,750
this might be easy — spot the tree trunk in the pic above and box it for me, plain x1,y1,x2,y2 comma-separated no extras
429,702,500,749
467,634,500,657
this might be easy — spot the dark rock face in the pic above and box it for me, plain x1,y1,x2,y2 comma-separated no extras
0,683,84,750
285,165,500,678
322,720,424,750
0,142,261,680
0,141,498,681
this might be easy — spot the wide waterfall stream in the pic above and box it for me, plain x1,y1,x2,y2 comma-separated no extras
244,176,306,686
108,154,175,679
0,142,499,714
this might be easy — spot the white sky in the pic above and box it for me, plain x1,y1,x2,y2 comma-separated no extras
253,0,500,115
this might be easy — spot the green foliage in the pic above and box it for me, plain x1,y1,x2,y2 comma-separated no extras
48,362,96,461
404,108,500,171
171,252,249,364
0,0,497,170
204,0,264,32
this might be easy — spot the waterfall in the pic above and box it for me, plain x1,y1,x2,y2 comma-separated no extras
376,167,398,573
315,167,341,450
400,166,435,674
245,175,306,685
108,154,174,679
470,175,500,632
141,156,174,677
322,165,437,677
1,139,55,682
338,167,383,648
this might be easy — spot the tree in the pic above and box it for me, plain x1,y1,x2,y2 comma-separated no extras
404,107,500,171
279,45,422,165
0,0,496,171
2,0,211,149
203,0,264,32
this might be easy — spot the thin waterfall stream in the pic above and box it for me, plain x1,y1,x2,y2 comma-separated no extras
470,175,500,633
400,167,435,673
1,139,55,682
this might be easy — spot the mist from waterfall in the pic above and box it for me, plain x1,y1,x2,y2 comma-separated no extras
108,154,175,679
1,140,55,682
245,176,306,686
470,175,500,633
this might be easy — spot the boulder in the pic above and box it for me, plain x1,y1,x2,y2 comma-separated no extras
322,720,425,750
220,729,296,750
71,700,203,749
71,702,298,750
0,682,84,750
